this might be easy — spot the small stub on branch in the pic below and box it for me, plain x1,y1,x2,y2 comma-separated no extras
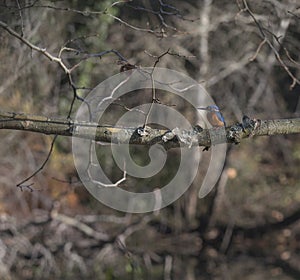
227,115,261,144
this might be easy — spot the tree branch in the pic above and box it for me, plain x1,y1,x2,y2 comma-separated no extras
1,111,300,149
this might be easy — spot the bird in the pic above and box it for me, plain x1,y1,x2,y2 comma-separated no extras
197,105,226,127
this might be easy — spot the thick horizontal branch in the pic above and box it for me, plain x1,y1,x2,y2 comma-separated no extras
0,111,300,149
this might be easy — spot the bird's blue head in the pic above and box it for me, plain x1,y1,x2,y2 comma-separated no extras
206,105,220,111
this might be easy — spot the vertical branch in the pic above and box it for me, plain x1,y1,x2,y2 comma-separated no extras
199,0,212,78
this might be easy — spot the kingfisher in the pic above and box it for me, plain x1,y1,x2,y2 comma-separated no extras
197,105,226,127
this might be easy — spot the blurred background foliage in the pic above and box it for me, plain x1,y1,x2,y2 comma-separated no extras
0,0,300,279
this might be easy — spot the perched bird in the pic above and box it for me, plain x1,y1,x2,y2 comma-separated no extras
197,105,226,127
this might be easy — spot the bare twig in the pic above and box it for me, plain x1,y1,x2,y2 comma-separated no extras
16,135,58,190
241,0,300,89
249,38,267,61
143,49,174,127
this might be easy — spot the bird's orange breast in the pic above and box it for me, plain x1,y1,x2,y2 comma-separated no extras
207,112,225,127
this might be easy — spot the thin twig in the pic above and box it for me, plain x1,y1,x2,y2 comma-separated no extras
143,49,172,127
16,135,58,190
241,0,300,89
249,38,267,61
